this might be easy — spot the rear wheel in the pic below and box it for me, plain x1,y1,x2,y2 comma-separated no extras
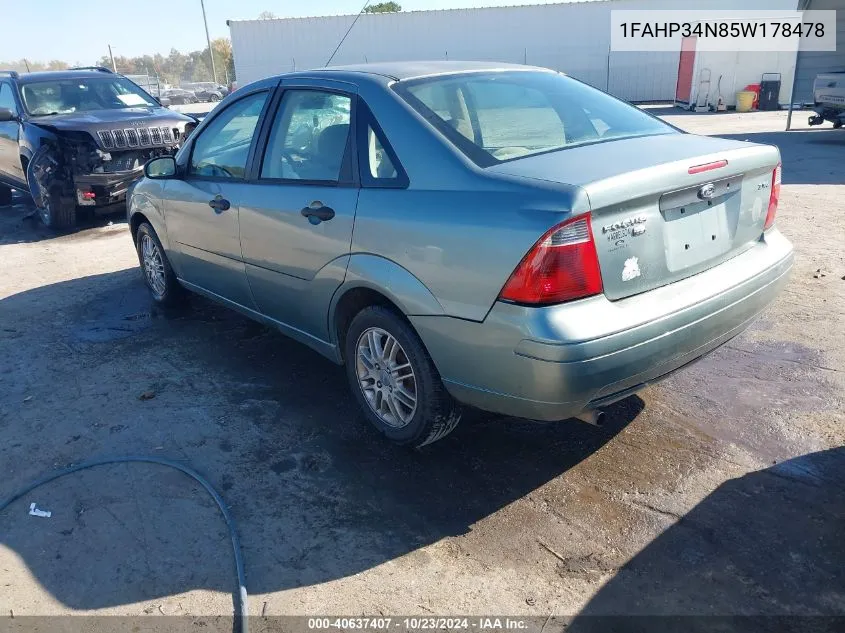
0,185,12,206
344,306,461,448
135,222,184,306
210,94,220,102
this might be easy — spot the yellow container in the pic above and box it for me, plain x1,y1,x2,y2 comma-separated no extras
736,91,756,112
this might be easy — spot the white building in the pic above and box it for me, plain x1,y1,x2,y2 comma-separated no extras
228,0,840,107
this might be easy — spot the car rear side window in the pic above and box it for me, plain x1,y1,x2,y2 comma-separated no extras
365,125,397,179
260,90,352,183
355,102,407,188
395,71,675,166
189,91,268,179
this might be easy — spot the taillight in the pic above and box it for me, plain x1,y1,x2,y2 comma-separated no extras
499,213,603,305
764,163,781,230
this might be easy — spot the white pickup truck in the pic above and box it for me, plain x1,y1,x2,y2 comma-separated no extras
809,71,845,128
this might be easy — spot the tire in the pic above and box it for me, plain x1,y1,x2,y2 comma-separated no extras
0,185,12,206
135,222,184,306
38,186,76,228
210,94,220,102
344,306,461,448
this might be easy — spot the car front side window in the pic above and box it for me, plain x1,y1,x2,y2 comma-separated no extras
189,91,269,179
260,90,352,183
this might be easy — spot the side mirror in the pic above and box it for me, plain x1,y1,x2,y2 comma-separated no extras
0,108,17,122
144,156,177,179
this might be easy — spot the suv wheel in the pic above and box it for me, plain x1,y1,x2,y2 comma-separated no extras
344,306,461,448
210,94,220,102
135,222,184,306
0,185,12,206
38,186,76,228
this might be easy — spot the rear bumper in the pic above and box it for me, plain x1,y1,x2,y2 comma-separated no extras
410,229,794,421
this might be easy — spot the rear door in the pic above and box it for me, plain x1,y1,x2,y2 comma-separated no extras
238,79,359,341
165,88,272,307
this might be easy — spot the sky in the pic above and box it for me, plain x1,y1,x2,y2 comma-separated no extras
0,0,583,64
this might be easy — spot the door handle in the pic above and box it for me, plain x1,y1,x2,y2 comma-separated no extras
208,195,231,212
300,201,335,225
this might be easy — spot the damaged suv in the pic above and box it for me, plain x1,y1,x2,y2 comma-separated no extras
0,67,195,227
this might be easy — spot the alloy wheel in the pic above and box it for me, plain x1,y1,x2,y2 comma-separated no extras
141,234,166,298
355,327,418,428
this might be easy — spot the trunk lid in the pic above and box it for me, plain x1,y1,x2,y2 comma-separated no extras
488,133,780,300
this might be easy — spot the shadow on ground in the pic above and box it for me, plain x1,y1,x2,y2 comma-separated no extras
642,105,845,186
0,192,127,245
718,130,845,186
0,269,644,610
569,447,845,631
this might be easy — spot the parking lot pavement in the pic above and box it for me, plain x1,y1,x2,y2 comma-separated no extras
0,110,843,622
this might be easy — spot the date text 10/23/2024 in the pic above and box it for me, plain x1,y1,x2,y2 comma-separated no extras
308,618,531,631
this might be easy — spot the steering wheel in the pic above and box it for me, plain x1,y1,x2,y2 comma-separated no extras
278,149,302,178
203,163,236,178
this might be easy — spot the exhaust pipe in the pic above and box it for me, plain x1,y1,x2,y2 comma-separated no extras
573,409,606,426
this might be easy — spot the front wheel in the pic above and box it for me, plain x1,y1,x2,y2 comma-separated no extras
135,222,184,306
344,306,461,448
38,186,76,228
0,184,12,206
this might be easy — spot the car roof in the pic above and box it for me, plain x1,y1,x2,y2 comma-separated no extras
287,60,553,82
15,69,119,84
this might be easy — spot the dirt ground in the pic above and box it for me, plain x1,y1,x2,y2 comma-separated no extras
1,109,843,627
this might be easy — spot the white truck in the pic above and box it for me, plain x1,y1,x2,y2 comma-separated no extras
808,72,845,129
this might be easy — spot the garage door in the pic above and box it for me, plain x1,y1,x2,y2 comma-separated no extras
793,0,845,104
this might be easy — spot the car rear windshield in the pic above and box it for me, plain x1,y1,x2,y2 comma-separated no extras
20,76,158,116
394,71,676,166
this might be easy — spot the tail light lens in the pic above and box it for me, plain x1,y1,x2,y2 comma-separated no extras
499,213,603,305
764,163,781,230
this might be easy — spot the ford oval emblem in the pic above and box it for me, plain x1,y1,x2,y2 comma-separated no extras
698,183,716,200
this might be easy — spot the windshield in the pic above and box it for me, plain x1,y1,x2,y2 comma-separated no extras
20,76,158,116
394,71,676,166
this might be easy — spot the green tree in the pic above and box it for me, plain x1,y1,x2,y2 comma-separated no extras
210,38,235,84
363,1,401,13
6,37,236,86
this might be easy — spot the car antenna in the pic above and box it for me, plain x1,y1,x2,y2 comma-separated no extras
325,0,372,67
23,58,31,72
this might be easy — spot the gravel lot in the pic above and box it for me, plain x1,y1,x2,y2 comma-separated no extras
1,109,843,625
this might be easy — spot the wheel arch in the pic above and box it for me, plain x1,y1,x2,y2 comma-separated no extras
128,189,172,252
129,211,150,243
330,254,446,362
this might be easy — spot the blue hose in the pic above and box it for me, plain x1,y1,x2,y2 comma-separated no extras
0,456,249,633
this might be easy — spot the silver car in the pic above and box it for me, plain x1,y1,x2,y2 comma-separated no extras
128,62,793,447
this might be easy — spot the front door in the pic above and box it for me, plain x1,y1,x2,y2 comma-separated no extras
0,81,24,188
238,85,359,342
164,89,271,308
